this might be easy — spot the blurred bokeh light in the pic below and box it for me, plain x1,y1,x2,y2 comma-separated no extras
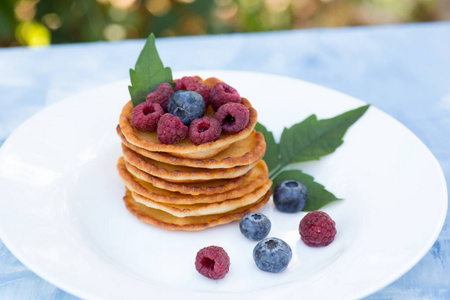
0,0,448,47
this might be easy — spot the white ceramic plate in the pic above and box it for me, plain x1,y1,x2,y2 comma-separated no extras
0,71,447,300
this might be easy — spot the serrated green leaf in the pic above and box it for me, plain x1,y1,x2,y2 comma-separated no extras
272,169,341,211
254,122,280,174
279,105,369,165
128,33,173,107
257,106,368,210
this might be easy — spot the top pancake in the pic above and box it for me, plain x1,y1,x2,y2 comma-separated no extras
119,98,257,159
117,125,266,169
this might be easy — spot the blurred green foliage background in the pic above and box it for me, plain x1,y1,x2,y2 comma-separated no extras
0,0,449,47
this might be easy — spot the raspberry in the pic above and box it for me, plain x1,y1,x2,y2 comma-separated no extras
175,76,199,91
146,83,174,112
195,246,230,280
189,117,222,145
193,75,204,82
210,82,241,111
299,211,336,247
157,113,188,144
175,76,212,106
215,102,249,134
130,102,164,132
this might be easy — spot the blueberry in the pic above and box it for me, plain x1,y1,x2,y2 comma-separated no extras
273,180,308,213
168,90,205,126
253,237,292,273
239,212,271,241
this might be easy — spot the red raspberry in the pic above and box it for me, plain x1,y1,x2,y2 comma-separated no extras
146,82,174,112
299,211,336,247
175,76,198,90
130,102,164,132
157,113,188,144
189,117,222,145
210,82,241,111
215,102,249,134
195,246,230,280
175,76,212,106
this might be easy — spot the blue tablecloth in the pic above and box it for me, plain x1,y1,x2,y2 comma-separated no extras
1,22,449,299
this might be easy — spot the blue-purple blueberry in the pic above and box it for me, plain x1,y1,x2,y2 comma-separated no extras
239,212,271,241
253,237,292,273
273,180,308,213
168,90,205,126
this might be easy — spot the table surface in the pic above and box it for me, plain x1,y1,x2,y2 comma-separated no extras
0,22,449,299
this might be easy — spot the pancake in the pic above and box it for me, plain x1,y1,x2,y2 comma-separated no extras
119,98,257,159
118,157,248,195
132,180,272,217
204,77,222,87
117,125,266,169
123,188,272,231
122,144,258,182
118,158,269,204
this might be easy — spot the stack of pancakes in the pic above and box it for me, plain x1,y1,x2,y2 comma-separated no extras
116,93,272,231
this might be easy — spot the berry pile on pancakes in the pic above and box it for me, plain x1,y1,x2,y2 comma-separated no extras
117,76,271,231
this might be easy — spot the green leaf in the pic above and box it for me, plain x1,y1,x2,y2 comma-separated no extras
254,122,280,175
256,106,369,210
279,105,369,165
128,33,173,107
272,169,341,211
